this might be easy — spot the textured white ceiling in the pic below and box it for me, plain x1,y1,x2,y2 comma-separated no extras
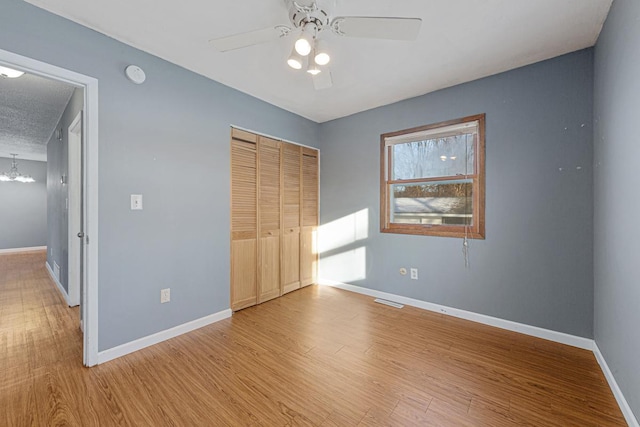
24,0,612,123
0,73,74,161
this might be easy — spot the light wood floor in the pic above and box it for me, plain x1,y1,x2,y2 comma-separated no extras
0,251,626,426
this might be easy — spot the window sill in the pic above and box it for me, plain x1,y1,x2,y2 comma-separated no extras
381,225,485,239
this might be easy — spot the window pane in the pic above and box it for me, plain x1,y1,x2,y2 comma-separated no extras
391,180,473,225
392,134,475,180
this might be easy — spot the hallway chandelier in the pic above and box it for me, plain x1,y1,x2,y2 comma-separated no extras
0,154,35,183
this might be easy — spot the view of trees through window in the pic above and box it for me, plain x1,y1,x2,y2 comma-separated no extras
392,135,475,181
381,114,485,238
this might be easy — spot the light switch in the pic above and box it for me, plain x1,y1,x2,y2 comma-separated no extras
131,194,143,210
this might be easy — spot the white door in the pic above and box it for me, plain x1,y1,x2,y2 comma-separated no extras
68,112,82,312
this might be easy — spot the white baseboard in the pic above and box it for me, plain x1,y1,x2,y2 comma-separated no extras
45,261,70,306
0,246,46,255
319,279,593,350
97,309,232,364
593,344,639,427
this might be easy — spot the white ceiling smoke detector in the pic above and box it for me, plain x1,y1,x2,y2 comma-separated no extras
125,65,146,84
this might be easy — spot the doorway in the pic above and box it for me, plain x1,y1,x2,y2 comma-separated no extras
0,48,99,366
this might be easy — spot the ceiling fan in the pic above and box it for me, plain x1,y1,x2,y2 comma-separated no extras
209,0,422,90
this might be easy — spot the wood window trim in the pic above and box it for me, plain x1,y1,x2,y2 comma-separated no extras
380,114,486,239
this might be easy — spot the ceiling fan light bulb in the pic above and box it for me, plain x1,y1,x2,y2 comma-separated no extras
288,58,303,69
314,39,331,65
295,23,315,56
314,52,330,66
287,47,303,70
295,38,312,56
306,56,321,75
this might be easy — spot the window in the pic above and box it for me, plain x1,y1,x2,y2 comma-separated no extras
380,114,485,239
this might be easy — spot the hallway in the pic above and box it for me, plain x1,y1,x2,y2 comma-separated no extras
0,250,82,423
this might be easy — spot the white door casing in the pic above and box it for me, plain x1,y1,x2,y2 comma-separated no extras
0,48,100,367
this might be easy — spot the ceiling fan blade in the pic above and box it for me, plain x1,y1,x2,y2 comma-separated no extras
209,26,291,52
331,17,422,40
313,69,333,90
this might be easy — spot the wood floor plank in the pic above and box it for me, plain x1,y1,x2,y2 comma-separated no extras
0,251,627,426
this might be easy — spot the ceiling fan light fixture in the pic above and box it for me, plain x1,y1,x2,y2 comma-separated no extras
314,39,330,65
287,47,304,70
294,23,315,56
306,62,321,76
0,66,25,79
306,44,322,75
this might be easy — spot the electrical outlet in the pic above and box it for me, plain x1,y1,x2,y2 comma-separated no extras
410,268,418,280
160,288,170,303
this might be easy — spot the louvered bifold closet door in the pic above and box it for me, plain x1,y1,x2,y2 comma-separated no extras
230,129,258,311
282,142,301,294
258,137,281,303
300,147,319,287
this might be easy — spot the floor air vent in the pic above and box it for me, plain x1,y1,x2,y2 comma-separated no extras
53,262,61,281
374,298,404,309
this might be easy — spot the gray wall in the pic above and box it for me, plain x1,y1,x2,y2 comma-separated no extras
318,50,594,338
0,157,47,250
46,87,83,292
0,0,319,351
594,0,640,420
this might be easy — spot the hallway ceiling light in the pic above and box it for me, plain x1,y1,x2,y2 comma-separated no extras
0,66,25,79
0,154,35,183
